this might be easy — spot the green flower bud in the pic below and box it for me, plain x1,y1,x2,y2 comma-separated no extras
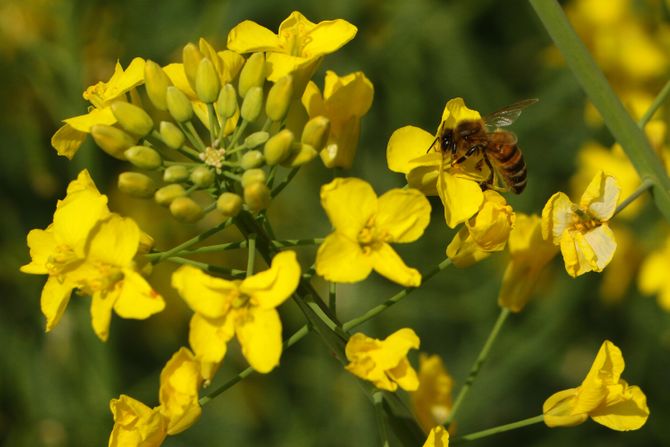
159,121,185,149
166,86,194,122
138,232,155,255
91,124,137,159
195,58,220,104
182,43,203,90
244,181,271,213
163,165,189,183
240,86,263,122
118,172,156,198
110,101,154,137
190,166,214,188
154,184,186,206
216,84,237,119
124,146,162,170
266,75,293,121
216,192,243,217
283,143,318,167
264,129,294,165
144,60,172,111
170,196,204,223
241,150,265,170
301,116,330,150
244,131,269,149
238,52,266,98
241,168,266,188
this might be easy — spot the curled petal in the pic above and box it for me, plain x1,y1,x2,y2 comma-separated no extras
580,171,620,221
541,192,575,244
21,229,57,275
63,107,117,133
323,70,372,118
376,188,431,243
171,265,236,319
241,250,301,309
51,124,87,159
109,395,167,447
543,388,589,427
437,171,483,228
446,227,491,268
236,308,283,373
41,276,75,332
590,385,649,431
159,347,202,435
316,233,372,283
583,225,617,271
90,292,115,342
371,243,421,287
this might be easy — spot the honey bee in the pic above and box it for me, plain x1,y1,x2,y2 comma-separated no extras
436,98,538,194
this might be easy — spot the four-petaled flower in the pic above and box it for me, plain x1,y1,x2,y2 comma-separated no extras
108,395,167,447
316,177,430,287
542,170,620,277
543,340,649,431
345,328,420,392
171,251,301,378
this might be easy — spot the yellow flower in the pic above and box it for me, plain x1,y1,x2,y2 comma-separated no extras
315,177,430,287
387,98,484,228
446,190,515,267
171,251,301,377
422,426,450,447
21,170,165,341
302,70,373,168
599,224,640,303
109,395,167,447
411,354,454,433
639,234,670,311
542,171,620,278
498,213,558,312
158,347,203,435
543,340,649,431
345,328,420,392
51,58,146,159
227,11,357,82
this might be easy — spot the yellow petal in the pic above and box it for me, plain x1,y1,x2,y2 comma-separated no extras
227,20,282,53
583,225,617,271
541,192,575,244
387,357,420,391
543,388,588,427
406,164,440,196
322,70,373,118
638,248,667,295
302,19,357,58
422,426,450,447
188,313,235,381
113,270,165,319
87,215,140,267
560,231,598,277
386,126,436,174
41,276,74,332
446,227,491,268
171,265,235,319
265,52,316,82
411,354,454,432
163,63,196,98
302,80,325,116
440,98,481,129
158,347,202,435
235,307,283,373
590,385,649,431
321,115,361,169
583,340,625,386
51,124,87,159
580,171,620,221
109,394,167,447
217,50,246,84
320,177,377,238
52,188,109,258
371,242,421,287
90,292,115,342
21,229,57,274
376,188,431,243
316,233,372,283
240,250,301,309
63,107,117,132
466,190,515,251
437,170,483,228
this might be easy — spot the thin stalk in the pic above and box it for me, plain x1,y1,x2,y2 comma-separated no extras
329,282,337,315
638,79,670,128
261,117,273,133
451,415,544,443
165,257,245,277
145,218,232,263
177,122,204,152
373,392,391,447
221,171,242,182
146,238,324,259
186,121,206,150
246,234,256,277
207,103,220,141
271,167,300,198
612,177,655,217
446,308,511,426
229,119,249,150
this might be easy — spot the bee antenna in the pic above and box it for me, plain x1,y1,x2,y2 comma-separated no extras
426,135,438,154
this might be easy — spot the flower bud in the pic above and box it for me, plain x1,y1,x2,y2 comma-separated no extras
91,124,137,159
216,192,243,217
138,231,155,255
238,52,265,98
195,58,220,104
159,121,185,149
283,143,318,167
301,116,330,150
154,184,187,206
190,166,214,188
144,60,172,111
244,131,269,149
244,181,270,213
265,75,293,121
110,101,154,137
240,86,263,122
163,165,189,183
170,196,204,223
241,168,266,188
216,84,237,119
124,146,162,170
182,43,203,90
264,129,294,165
166,86,193,122
241,150,265,169
118,172,156,198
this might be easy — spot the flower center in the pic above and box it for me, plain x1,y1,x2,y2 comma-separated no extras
572,208,602,232
200,146,226,173
46,244,79,276
284,27,311,57
357,217,389,254
79,262,125,296
232,291,253,310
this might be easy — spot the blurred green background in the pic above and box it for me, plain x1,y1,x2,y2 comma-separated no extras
2,0,670,445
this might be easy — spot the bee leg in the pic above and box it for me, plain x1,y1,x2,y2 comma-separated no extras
450,144,479,166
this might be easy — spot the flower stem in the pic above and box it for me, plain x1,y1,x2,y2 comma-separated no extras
246,234,256,277
612,177,655,217
373,391,391,447
186,121,207,150
329,282,337,315
529,0,670,222
165,257,245,277
638,79,670,128
207,103,220,142
451,415,544,443
446,307,511,426
271,167,300,198
145,219,233,263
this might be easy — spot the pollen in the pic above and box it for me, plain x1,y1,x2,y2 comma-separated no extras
199,146,227,172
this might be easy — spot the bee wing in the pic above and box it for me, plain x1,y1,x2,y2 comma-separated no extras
489,130,518,145
483,98,538,131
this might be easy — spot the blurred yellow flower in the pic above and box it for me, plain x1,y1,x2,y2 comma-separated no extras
599,224,640,303
639,234,670,311
227,11,357,82
315,177,430,287
411,354,453,433
446,190,515,267
542,171,620,277
51,57,146,159
171,251,301,377
302,70,373,168
345,328,420,392
109,395,167,447
422,426,450,447
158,347,203,435
498,213,558,312
387,98,484,227
543,340,649,431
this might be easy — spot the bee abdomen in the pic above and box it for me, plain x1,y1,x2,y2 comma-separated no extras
492,145,527,194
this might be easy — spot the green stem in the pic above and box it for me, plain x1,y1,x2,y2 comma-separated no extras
329,282,337,315
145,219,232,263
613,177,655,217
246,234,256,277
342,258,452,332
451,415,544,443
207,103,220,142
446,307,511,426
530,0,670,222
177,122,204,152
638,79,670,128
271,167,300,198
146,238,324,259
165,257,245,277
229,119,249,151
221,171,242,182
186,121,207,151
373,392,391,447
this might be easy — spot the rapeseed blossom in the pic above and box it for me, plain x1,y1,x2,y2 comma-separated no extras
411,354,454,433
422,426,449,447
